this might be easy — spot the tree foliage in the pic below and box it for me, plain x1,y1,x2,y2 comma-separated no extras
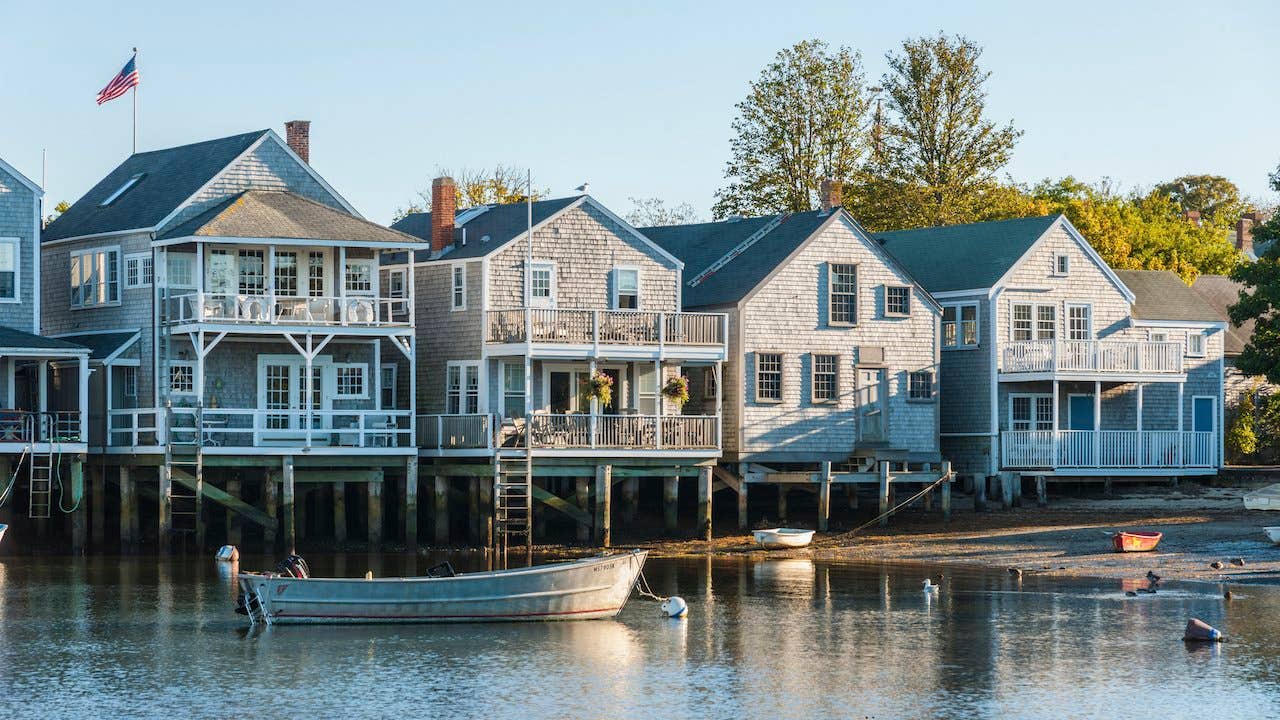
626,197,703,227
1153,174,1247,225
1229,165,1280,384
43,200,70,228
713,40,871,218
1226,390,1259,462
394,165,548,222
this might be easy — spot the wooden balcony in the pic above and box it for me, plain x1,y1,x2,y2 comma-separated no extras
106,407,413,452
163,292,411,330
0,411,83,445
1000,340,1183,378
1001,429,1216,471
418,412,721,455
484,308,727,360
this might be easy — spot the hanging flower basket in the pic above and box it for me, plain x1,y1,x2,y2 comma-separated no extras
583,371,614,408
662,376,690,408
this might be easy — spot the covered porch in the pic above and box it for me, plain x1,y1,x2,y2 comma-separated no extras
0,328,91,451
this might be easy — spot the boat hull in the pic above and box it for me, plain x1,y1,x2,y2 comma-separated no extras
1264,526,1280,545
0,523,6,545
1244,483,1280,510
753,528,815,550
237,551,648,625
1112,531,1162,553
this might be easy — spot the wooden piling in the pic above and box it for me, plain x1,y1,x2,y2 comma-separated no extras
737,480,749,530
159,463,173,555
1000,472,1014,509
878,461,890,526
263,469,277,549
296,487,309,541
622,477,639,524
595,465,612,547
575,477,591,543
847,482,859,510
333,481,347,543
405,459,418,550
777,486,788,524
1035,475,1047,507
479,475,493,547
663,476,678,534
282,457,296,554
468,477,481,544
697,466,712,541
70,458,86,555
368,472,384,548
91,464,105,547
433,475,448,546
119,465,137,552
226,475,242,545
1104,477,1113,496
818,461,832,532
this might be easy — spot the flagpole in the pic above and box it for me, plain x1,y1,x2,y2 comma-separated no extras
132,47,138,154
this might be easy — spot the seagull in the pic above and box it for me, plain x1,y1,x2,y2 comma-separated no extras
1146,571,1161,584
575,182,590,195
1008,567,1023,579
922,578,940,593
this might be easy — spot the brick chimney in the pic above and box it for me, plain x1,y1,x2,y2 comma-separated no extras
1183,209,1201,227
284,120,311,164
431,176,457,253
820,178,843,213
1237,211,1263,256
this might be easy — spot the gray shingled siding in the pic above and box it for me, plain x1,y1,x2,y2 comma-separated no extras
938,290,992,434
942,436,990,477
735,219,940,461
164,139,344,231
415,261,483,414
487,204,678,311
0,165,36,330
1226,359,1277,407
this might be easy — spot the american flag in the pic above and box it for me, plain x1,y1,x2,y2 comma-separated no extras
97,53,140,105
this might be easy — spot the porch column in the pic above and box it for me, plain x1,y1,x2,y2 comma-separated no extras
714,362,724,452
1177,383,1185,466
588,358,598,448
1051,379,1059,468
1093,380,1101,468
1136,383,1144,467
38,359,49,412
4,358,12,407
304,334,314,448
655,360,663,450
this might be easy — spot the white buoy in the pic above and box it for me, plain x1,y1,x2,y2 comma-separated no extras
215,545,239,562
660,596,688,618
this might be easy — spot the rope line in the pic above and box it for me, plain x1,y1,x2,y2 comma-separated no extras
816,471,954,546
634,568,668,602
0,446,30,508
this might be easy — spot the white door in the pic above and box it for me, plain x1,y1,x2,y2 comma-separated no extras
857,369,885,442
261,360,330,442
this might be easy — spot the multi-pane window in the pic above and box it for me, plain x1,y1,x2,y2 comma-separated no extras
529,262,554,306
170,361,195,395
70,246,121,308
502,363,525,418
124,252,153,289
613,268,639,309
307,252,326,297
238,250,265,295
756,353,783,402
909,371,934,401
1067,304,1091,341
451,265,466,310
122,366,138,400
1012,304,1034,341
1187,332,1206,357
1054,254,1070,276
942,304,979,349
447,363,480,414
1013,304,1056,341
380,364,397,408
167,252,195,288
0,239,15,300
828,263,857,324
345,259,374,296
334,365,366,399
812,354,838,403
1011,395,1053,431
1037,305,1057,340
636,365,657,415
885,286,910,317
275,251,298,296
703,367,717,401
265,364,291,429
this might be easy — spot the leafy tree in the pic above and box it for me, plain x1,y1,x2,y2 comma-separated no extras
1226,391,1258,462
626,197,702,227
1257,392,1280,463
870,33,1022,227
43,200,70,228
713,39,871,218
394,165,548,222
1153,174,1247,226
1230,165,1280,384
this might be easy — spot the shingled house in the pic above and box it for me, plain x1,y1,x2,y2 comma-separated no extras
1191,274,1276,407
878,215,1226,494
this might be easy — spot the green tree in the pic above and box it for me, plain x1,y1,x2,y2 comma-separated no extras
626,197,702,227
1257,392,1280,463
1226,391,1258,462
1153,174,1247,226
43,200,70,228
394,165,548,222
1230,165,1280,383
713,39,871,218
869,33,1022,227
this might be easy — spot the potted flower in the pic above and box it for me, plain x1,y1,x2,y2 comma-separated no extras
662,375,690,408
583,371,614,408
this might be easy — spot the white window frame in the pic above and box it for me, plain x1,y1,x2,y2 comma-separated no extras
502,362,526,419
827,263,858,326
0,237,20,302
124,252,153,289
702,367,717,401
1009,393,1053,431
1065,303,1092,341
332,363,369,400
884,285,910,318
1052,253,1070,277
122,366,138,400
70,245,122,309
755,352,784,404
344,257,377,297
446,361,481,414
908,370,935,402
387,268,407,299
1011,302,1056,341
451,264,467,311
169,360,196,396
811,353,838,404
1186,331,1206,358
1148,330,1169,343
528,261,556,308
380,363,397,408
611,266,641,310
942,302,980,350
167,251,197,289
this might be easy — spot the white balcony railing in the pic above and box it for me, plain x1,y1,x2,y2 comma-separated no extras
417,412,721,452
1001,430,1215,469
0,411,83,444
418,413,496,451
164,292,411,328
486,308,726,348
1001,340,1183,375
107,408,163,446
107,407,412,449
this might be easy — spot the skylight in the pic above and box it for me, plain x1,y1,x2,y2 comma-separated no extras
99,173,146,207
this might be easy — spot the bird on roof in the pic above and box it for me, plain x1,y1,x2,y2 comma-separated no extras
575,182,590,195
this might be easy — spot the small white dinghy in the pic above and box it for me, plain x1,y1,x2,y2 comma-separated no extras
236,550,648,625
1264,526,1280,545
1244,483,1280,511
0,523,7,545
753,528,815,550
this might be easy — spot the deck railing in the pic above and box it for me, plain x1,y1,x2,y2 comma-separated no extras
0,411,83,444
485,308,726,348
529,413,720,450
163,291,411,328
417,413,496,451
1000,340,1183,375
1001,429,1215,469
107,409,163,446
107,407,411,448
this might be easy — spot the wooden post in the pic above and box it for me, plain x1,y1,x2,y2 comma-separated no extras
1001,472,1014,510
1104,477,1113,496
282,456,296,554
468,476,481,544
777,487,788,524
941,461,952,521
697,466,712,541
1035,475,1047,507
405,458,418,551
595,465,612,547
433,475,449,546
818,461,831,532
622,477,639,524
575,477,591,543
663,476,678,534
159,463,172,555
263,469,277,549
368,471,384,548
333,481,347,543
91,464,105,547
119,465,137,552
737,480,749,530
975,474,989,512
70,458,86,555
479,475,493,548
0,458,9,544
296,487,309,542
226,475,242,545
847,482,859,510
878,461,890,526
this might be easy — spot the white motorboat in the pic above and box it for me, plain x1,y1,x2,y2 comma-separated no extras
1264,526,1280,545
752,528,815,550
1244,483,1280,510
0,523,6,545
236,550,648,625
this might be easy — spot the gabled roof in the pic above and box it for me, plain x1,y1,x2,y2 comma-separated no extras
0,156,42,195
158,190,420,246
1191,274,1252,354
875,214,1063,293
392,196,581,262
49,330,139,361
43,130,270,242
643,211,834,307
0,326,87,353
1113,269,1225,324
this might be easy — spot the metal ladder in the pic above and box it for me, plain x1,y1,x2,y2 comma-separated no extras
164,404,202,536
27,447,54,519
494,450,532,552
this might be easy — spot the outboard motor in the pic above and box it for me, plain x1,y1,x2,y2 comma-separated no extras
276,554,310,579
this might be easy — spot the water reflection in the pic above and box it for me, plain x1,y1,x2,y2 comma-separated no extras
2,554,1280,719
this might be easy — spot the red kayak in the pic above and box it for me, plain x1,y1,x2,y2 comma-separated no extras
1113,531,1162,553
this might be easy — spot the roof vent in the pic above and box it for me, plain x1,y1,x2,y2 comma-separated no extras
99,173,146,207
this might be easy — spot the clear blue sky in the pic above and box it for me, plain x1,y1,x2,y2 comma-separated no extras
3,0,1277,224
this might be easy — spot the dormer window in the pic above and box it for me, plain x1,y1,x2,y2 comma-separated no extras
1053,253,1070,276
99,173,145,206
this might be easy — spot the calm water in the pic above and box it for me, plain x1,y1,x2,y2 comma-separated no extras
1,553,1278,719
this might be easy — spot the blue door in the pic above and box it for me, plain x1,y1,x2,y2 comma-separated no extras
1193,397,1215,432
1068,395,1094,431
